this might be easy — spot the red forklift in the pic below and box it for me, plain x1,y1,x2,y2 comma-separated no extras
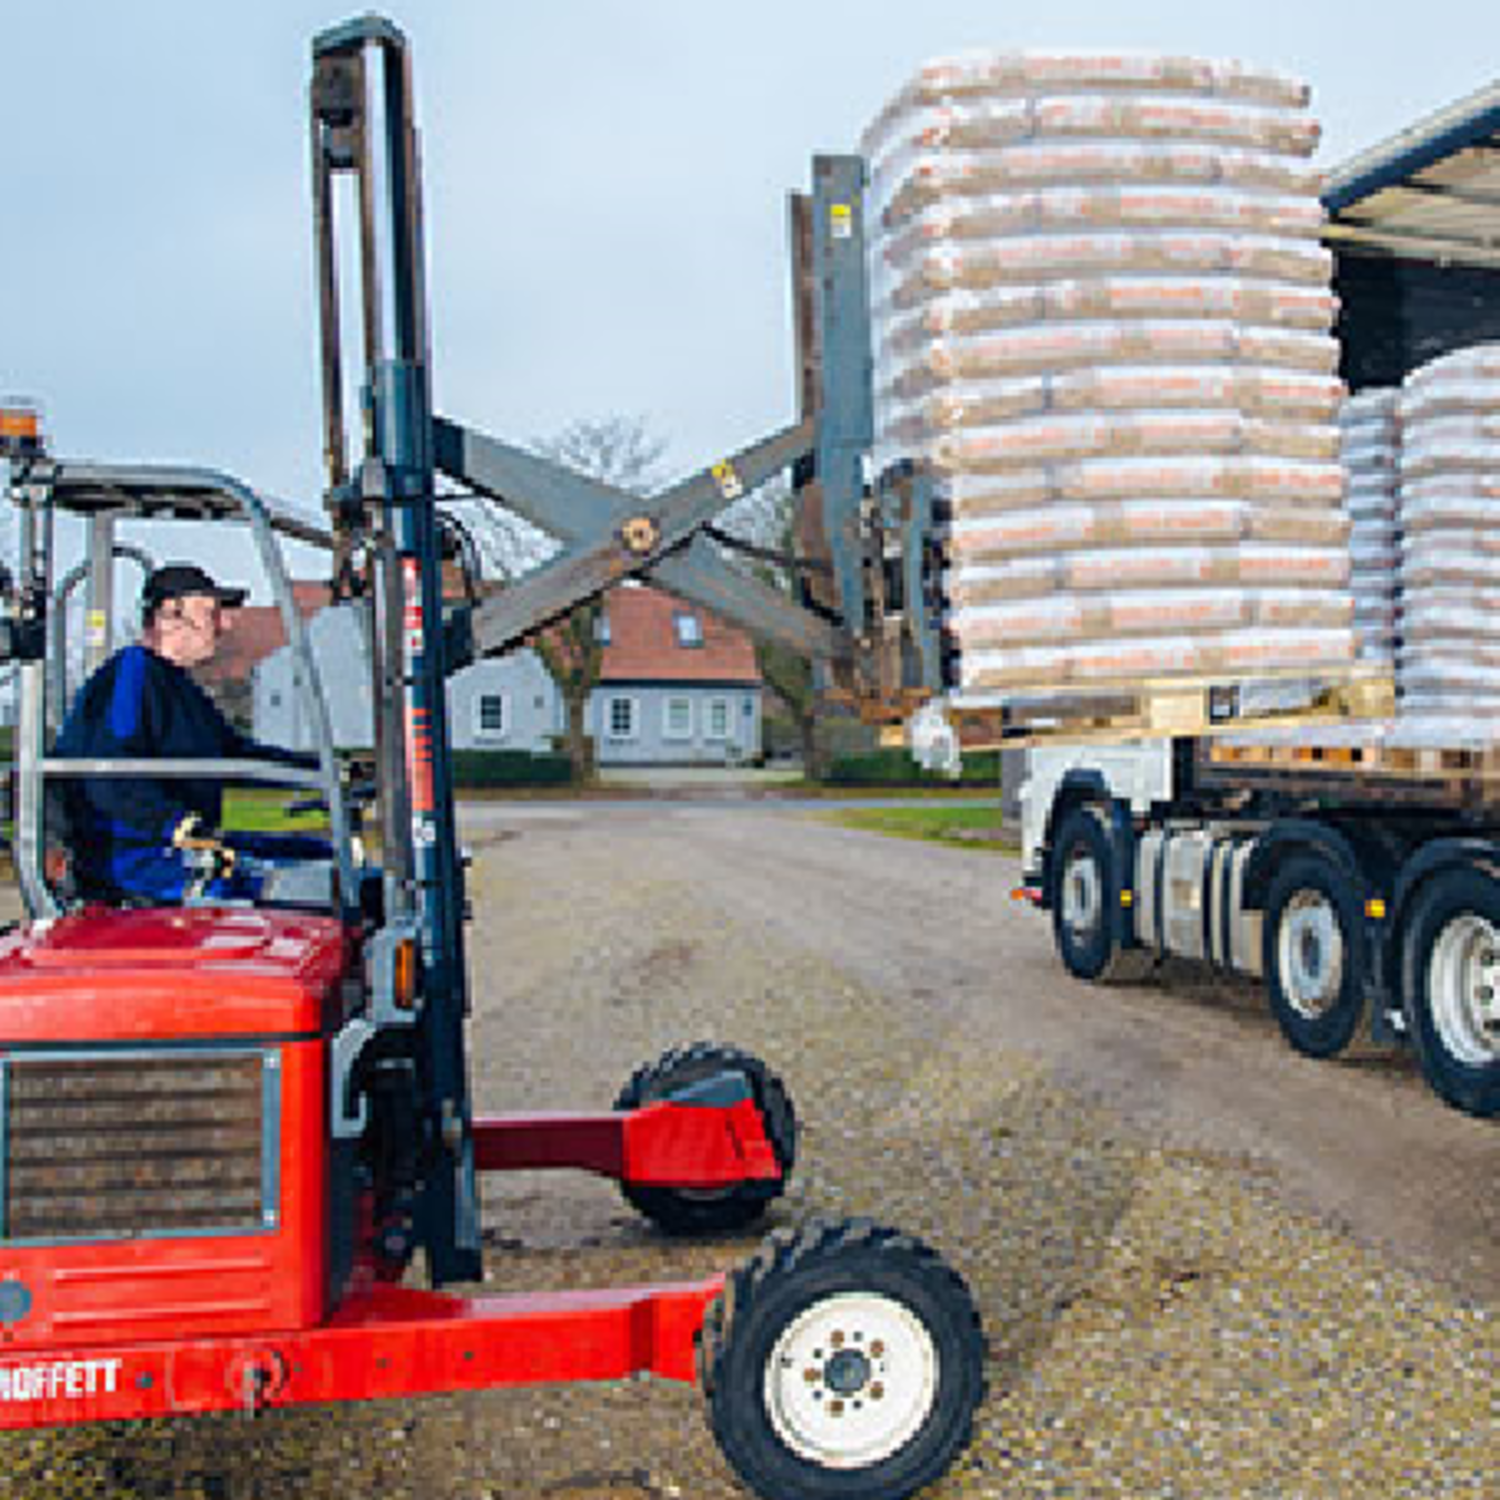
0,18,980,1500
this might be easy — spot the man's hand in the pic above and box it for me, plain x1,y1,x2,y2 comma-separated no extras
171,814,237,884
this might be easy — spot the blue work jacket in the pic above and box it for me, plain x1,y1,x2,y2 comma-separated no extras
54,644,317,901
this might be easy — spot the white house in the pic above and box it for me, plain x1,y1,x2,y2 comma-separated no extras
253,587,763,766
253,605,561,753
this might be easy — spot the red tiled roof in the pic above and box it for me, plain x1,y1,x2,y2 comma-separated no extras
599,586,761,686
198,581,329,686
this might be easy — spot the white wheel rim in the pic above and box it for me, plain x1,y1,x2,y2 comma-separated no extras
1062,847,1102,939
1277,890,1344,1020
1427,914,1500,1066
763,1291,938,1470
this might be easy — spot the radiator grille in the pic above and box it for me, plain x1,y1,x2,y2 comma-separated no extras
2,1052,271,1241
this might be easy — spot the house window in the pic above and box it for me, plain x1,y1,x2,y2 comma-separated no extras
705,696,731,741
673,612,703,647
472,692,508,741
606,696,638,740
664,696,693,741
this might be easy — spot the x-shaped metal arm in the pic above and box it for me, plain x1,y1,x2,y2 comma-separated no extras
433,416,848,663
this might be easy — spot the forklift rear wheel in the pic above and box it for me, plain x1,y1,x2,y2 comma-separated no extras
1263,855,1366,1059
614,1043,796,1235
699,1218,985,1500
1404,867,1500,1117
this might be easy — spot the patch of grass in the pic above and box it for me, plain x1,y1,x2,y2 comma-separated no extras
823,803,1018,853
221,786,330,835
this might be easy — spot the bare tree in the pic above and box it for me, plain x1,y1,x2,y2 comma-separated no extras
529,415,669,782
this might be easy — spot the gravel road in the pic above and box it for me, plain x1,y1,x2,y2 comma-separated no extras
3,803,1494,1498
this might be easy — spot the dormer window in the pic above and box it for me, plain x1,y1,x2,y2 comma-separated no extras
674,612,703,647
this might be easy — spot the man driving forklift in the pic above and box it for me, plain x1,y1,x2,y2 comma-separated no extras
55,562,326,903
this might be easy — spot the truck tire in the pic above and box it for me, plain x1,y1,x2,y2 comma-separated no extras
1048,804,1145,982
1403,868,1500,1117
614,1043,796,1235
699,1218,986,1500
1262,855,1366,1058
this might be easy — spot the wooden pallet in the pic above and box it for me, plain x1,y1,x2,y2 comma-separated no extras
1207,731,1500,786
947,666,1395,751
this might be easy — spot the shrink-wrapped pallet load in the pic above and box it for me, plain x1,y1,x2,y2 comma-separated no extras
861,51,1355,698
1397,345,1500,727
1340,387,1400,665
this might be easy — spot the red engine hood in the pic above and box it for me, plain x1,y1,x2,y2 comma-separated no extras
0,906,352,1043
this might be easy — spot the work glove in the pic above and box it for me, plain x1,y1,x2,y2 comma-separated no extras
171,813,237,885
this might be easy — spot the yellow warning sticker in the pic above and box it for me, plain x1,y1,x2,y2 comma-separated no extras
712,461,745,502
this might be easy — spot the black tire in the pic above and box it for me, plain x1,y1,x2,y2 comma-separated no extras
1262,855,1367,1058
1403,868,1500,1118
700,1219,986,1500
614,1043,796,1235
1048,804,1149,982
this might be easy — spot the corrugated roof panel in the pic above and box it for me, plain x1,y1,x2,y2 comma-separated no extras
1324,79,1500,269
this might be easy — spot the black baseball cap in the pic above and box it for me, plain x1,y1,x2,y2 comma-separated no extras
141,563,248,619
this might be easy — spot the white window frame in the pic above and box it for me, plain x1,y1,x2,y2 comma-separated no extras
704,695,732,742
605,694,639,741
471,691,509,742
673,612,703,647
663,695,694,741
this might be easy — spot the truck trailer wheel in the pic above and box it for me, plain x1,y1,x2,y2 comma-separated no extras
699,1218,985,1500
1262,856,1366,1058
1404,869,1500,1117
614,1043,796,1235
1048,805,1144,982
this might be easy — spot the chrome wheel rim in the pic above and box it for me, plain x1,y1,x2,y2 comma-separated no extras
1061,846,1103,942
1277,890,1344,1020
1427,914,1500,1067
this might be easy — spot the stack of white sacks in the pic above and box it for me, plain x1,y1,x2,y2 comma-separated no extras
1340,388,1401,664
861,51,1356,699
1398,345,1500,729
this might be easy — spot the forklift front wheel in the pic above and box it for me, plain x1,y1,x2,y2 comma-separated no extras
700,1218,985,1500
613,1043,796,1235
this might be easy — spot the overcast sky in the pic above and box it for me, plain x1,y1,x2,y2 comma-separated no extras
3,1,1496,588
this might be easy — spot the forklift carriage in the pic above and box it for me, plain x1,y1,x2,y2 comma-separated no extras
0,18,981,1500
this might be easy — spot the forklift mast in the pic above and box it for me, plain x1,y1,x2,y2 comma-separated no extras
305,15,947,1287
309,17,479,1285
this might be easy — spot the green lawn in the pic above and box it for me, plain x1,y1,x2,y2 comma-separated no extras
221,786,331,835
822,802,1017,853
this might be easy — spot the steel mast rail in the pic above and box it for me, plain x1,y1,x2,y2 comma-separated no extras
310,15,478,1286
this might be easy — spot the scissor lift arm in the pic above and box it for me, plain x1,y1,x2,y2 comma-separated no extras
432,416,849,668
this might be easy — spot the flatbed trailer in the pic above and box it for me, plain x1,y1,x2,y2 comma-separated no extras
1018,718,1500,1119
